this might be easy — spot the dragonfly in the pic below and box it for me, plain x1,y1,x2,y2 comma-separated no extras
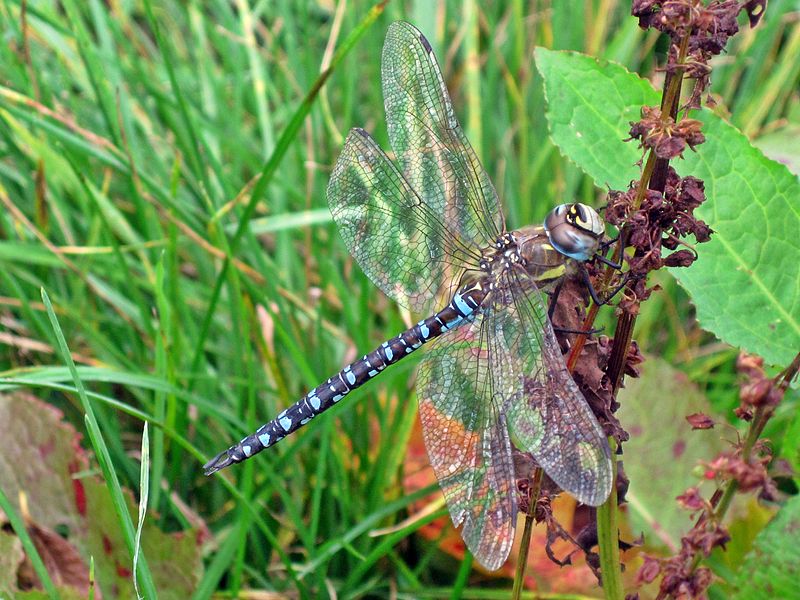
204,21,613,571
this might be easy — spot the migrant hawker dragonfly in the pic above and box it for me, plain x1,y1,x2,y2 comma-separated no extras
204,21,613,570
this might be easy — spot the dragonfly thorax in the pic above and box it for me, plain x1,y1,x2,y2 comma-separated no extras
478,204,605,290
479,233,523,275
508,225,569,286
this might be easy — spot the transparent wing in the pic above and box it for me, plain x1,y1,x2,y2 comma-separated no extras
496,269,613,507
327,128,481,312
382,21,504,248
417,312,516,571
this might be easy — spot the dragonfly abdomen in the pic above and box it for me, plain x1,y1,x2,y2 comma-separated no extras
203,281,487,475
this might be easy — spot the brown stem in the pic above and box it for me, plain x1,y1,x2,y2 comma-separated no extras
608,312,636,395
606,34,691,393
566,303,600,373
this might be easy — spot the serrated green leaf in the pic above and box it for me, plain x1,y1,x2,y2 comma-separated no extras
675,113,800,366
732,494,800,599
534,47,659,189
536,49,800,366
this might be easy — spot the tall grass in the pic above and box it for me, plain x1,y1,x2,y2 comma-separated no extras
0,0,797,597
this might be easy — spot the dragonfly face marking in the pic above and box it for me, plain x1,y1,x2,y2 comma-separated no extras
544,202,605,261
203,21,612,572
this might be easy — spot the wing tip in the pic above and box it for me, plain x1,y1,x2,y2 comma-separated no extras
387,21,432,54
579,489,612,507
461,518,515,571
417,31,433,53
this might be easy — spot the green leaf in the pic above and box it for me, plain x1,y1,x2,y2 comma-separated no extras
617,358,725,547
675,113,800,367
732,494,800,599
536,49,800,366
534,47,659,189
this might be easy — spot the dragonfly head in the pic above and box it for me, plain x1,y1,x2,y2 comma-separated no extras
544,203,605,262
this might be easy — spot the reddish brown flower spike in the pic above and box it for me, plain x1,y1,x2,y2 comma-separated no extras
637,554,662,584
741,379,774,406
664,249,697,267
628,107,705,160
734,405,754,421
737,353,764,373
677,487,706,511
686,412,715,429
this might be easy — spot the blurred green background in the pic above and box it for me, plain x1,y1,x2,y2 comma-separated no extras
0,0,798,597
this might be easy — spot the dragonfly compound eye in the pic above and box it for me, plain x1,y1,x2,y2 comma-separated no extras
544,203,605,261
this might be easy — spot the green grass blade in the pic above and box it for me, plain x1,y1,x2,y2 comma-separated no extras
41,288,158,599
188,1,389,381
133,422,151,600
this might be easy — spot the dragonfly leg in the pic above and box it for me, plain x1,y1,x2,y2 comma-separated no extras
553,324,605,335
546,279,565,320
578,263,632,307
547,277,604,335
598,235,619,252
579,264,605,307
593,235,624,270
595,253,622,270
602,271,636,303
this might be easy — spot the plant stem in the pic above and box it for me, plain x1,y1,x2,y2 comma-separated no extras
512,468,544,600
566,302,600,373
606,33,690,393
598,440,623,600
721,353,800,517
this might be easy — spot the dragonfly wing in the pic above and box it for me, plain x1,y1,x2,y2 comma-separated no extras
417,312,516,571
382,21,504,251
328,128,470,312
494,269,613,507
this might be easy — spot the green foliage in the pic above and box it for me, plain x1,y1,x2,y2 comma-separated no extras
732,494,800,599
535,48,659,189
536,48,800,366
678,114,800,366
618,358,725,546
